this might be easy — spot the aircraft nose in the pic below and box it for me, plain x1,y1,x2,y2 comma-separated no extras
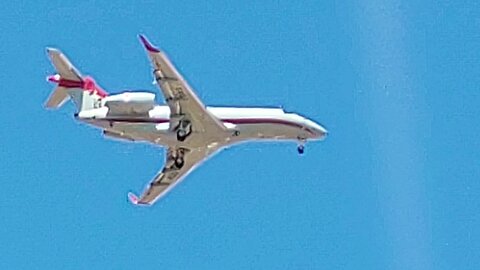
302,117,328,139
307,121,327,139
316,125,328,138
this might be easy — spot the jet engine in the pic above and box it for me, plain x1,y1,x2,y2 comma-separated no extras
102,92,155,115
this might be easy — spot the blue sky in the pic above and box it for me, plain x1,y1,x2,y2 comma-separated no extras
1,0,479,269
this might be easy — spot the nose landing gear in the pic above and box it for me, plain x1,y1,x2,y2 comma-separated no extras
297,145,305,155
297,137,306,155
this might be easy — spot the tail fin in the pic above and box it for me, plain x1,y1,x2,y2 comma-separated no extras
45,48,108,111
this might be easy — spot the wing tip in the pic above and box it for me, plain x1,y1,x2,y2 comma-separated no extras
138,34,160,53
128,192,139,205
45,47,61,56
128,192,150,206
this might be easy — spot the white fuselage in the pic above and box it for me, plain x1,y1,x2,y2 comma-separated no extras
77,105,327,149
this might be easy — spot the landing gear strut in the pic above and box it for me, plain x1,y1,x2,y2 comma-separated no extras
176,120,192,142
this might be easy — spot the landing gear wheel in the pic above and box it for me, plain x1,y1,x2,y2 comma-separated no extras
176,120,192,142
177,129,187,142
297,145,305,155
174,157,184,169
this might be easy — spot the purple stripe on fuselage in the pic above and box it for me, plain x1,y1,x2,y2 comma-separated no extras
101,118,169,124
96,117,315,135
222,118,304,129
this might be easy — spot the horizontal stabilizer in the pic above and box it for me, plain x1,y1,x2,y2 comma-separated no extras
45,86,69,108
46,48,83,81
45,48,108,111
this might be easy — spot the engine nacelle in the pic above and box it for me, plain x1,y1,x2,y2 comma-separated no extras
102,92,155,105
102,92,156,115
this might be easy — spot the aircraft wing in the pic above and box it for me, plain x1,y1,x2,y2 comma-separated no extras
139,35,227,134
128,146,219,205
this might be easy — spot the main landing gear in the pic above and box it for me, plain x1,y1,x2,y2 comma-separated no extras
176,120,192,142
173,148,186,169
174,156,184,169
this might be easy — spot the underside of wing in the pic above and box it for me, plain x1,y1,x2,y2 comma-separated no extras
129,146,219,205
139,35,227,135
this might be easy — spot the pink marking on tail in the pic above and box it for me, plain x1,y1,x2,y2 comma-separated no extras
47,74,108,98
83,76,108,98
58,79,83,88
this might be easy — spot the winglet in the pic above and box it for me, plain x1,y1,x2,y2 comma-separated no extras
128,192,150,206
46,47,60,55
139,34,160,53
128,192,139,205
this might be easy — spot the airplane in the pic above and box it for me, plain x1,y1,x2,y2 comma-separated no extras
44,35,328,206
